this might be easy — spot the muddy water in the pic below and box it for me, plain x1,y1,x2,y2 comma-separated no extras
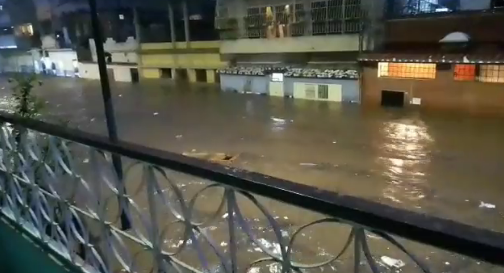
0,76,503,272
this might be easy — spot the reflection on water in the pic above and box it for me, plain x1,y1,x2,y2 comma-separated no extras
0,76,503,233
378,121,433,206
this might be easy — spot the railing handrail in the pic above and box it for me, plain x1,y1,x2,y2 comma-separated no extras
1,112,504,266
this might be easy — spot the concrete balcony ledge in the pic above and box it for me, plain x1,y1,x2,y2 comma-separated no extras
220,35,360,54
0,216,84,273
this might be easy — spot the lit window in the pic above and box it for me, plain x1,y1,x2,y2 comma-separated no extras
271,73,283,82
454,64,476,81
15,24,34,36
479,65,504,83
378,62,436,79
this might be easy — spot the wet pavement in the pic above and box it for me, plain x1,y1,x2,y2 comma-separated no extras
1,75,503,272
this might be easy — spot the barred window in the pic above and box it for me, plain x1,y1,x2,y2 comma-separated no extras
454,64,476,81
378,63,437,79
479,65,504,83
318,85,329,99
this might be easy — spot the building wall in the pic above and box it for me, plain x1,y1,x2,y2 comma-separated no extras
78,62,100,80
113,66,133,82
89,37,138,64
220,74,269,94
141,41,227,70
362,66,504,114
46,50,77,76
0,51,34,72
220,74,360,102
220,35,361,54
284,78,359,102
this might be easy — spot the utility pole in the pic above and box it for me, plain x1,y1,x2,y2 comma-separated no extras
87,0,131,230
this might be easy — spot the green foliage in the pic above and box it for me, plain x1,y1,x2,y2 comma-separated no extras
9,74,45,119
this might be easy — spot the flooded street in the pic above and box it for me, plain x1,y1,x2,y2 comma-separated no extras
1,76,503,272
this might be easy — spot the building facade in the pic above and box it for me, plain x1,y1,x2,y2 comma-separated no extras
360,0,504,115
214,0,384,103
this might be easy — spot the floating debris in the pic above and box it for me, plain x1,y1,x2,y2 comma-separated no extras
90,118,95,122
332,141,337,144
248,267,260,273
153,112,159,116
176,135,183,139
445,262,450,265
300,163,317,166
118,94,123,97
271,117,286,123
220,242,228,247
479,201,496,209
380,256,405,268
82,158,89,163
222,213,229,219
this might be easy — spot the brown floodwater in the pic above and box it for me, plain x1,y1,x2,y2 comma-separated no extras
0,76,503,272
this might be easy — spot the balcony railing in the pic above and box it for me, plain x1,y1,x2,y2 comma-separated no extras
386,0,504,18
215,1,364,40
1,112,504,273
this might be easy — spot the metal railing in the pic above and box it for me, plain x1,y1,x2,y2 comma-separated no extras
386,0,502,18
216,0,364,40
0,113,504,273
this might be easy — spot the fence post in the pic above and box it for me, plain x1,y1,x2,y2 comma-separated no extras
87,0,131,230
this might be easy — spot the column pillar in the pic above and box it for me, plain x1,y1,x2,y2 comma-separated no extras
168,2,177,48
188,69,197,83
182,0,191,47
206,69,216,83
236,0,246,38
171,68,177,80
133,8,143,78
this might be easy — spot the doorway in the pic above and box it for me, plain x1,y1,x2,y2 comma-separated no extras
175,69,188,81
381,90,405,107
130,68,139,83
195,69,207,82
160,68,172,78
269,81,284,97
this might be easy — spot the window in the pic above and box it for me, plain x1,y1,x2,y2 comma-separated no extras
318,85,329,99
305,84,316,99
15,24,34,37
378,62,436,79
271,73,284,82
454,64,476,81
479,65,504,83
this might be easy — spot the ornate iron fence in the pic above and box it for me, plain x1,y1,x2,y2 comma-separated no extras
0,113,504,273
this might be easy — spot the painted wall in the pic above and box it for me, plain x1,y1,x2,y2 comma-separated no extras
141,41,222,50
0,52,34,72
113,66,133,82
141,41,227,70
284,78,359,102
78,62,136,82
220,35,361,54
0,219,82,273
89,37,138,64
47,50,77,76
362,66,504,115
220,74,360,102
220,74,269,94
78,62,100,80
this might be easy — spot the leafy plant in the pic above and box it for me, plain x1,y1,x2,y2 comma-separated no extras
9,74,45,119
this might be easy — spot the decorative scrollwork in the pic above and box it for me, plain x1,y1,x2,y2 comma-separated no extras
0,122,496,273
